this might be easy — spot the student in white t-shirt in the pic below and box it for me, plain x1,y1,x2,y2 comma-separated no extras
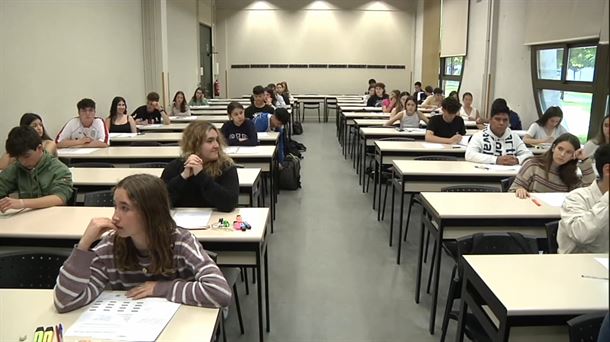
523,106,568,145
458,92,480,121
56,98,109,148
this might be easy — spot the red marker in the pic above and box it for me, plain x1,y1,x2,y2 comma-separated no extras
531,198,542,206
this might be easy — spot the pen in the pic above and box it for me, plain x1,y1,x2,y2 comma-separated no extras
531,198,542,206
581,275,609,280
474,165,489,170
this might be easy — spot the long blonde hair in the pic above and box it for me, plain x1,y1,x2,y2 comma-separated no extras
180,121,234,177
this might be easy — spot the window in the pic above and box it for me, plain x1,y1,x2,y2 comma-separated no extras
531,41,608,143
440,56,464,95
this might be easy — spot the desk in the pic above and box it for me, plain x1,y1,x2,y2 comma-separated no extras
0,206,271,342
457,254,608,342
416,192,562,334
0,289,220,342
109,132,279,146
389,160,520,263
137,122,222,132
169,115,227,122
70,167,262,207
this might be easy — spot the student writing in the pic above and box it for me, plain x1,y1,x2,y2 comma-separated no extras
424,97,466,144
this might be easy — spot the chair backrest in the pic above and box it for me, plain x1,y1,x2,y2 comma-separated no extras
378,137,416,142
0,250,71,289
545,220,560,254
457,233,539,257
130,162,168,168
66,187,78,206
303,102,320,108
83,190,114,207
567,312,606,342
414,155,459,161
70,162,115,168
130,141,162,147
500,176,515,192
441,185,501,192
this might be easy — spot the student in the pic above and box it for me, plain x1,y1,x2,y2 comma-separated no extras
476,98,523,130
420,87,444,109
557,144,609,254
245,85,275,120
385,95,428,129
0,113,57,170
220,102,258,146
458,92,480,121
0,126,73,213
523,106,568,145
56,98,109,148
170,91,191,117
132,92,171,125
267,83,288,108
425,97,466,144
189,87,209,106
413,81,426,104
366,82,389,107
253,108,290,163
447,91,460,102
276,81,292,106
382,90,400,113
264,86,281,108
161,121,238,212
105,96,137,134
510,133,595,198
583,114,609,157
466,99,532,165
366,78,376,94
53,174,231,313
365,84,375,102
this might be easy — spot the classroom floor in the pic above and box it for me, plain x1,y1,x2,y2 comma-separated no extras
224,122,455,342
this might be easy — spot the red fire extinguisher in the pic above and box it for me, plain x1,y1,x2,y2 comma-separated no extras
214,79,220,97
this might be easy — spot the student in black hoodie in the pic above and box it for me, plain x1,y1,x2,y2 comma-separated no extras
366,82,389,107
220,102,258,146
245,85,275,119
161,121,238,212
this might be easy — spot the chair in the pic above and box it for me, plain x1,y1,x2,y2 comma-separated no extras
130,162,168,168
221,268,245,336
70,162,115,168
130,141,163,147
83,190,114,207
375,138,416,221
439,233,539,342
0,250,71,288
567,312,606,342
500,176,515,192
545,220,559,254
302,101,321,122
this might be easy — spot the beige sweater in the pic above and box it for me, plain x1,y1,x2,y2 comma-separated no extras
509,158,596,193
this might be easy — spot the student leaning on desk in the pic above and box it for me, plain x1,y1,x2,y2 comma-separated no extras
424,96,466,145
509,133,596,199
558,144,610,254
54,174,231,313
465,98,532,165
0,126,73,213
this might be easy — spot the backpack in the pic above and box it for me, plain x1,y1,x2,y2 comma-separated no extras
285,139,306,159
292,121,303,135
279,154,301,190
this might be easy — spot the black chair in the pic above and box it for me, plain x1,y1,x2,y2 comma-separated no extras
0,250,71,288
130,162,168,168
302,101,321,122
66,187,78,206
500,176,515,192
440,233,539,342
70,162,115,168
83,190,114,207
567,312,606,342
545,220,560,254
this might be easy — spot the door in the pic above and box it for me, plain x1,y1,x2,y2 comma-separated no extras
199,24,213,98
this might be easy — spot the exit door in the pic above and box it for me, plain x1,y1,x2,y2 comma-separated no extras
199,24,213,98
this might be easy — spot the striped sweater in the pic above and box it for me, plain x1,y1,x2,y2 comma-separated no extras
54,227,231,313
509,158,596,193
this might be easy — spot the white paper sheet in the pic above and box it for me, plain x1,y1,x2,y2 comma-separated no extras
403,128,426,133
458,136,471,146
172,209,212,229
257,132,270,137
224,146,239,154
421,143,444,149
64,292,180,342
473,164,521,172
595,257,609,270
109,133,137,138
59,148,100,155
232,146,259,154
170,116,197,121
531,193,568,207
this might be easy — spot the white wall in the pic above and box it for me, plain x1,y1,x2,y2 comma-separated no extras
458,0,488,112
215,0,417,97
0,0,146,143
198,0,214,26
167,0,200,98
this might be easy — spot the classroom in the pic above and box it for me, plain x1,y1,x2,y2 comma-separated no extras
0,0,608,341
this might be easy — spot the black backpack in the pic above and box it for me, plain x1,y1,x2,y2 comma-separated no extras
292,121,303,135
279,154,301,190
285,139,306,159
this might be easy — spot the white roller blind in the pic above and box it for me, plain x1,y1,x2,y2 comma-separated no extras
440,0,469,57
524,0,605,45
600,0,609,44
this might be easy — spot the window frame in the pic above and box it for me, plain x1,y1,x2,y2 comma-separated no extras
439,56,464,94
531,40,609,139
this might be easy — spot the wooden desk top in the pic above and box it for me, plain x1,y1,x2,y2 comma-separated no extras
343,112,390,119
339,106,383,111
70,167,261,187
109,132,278,143
169,115,227,122
463,254,608,315
354,118,478,129
137,122,222,131
375,140,467,153
0,289,219,342
0,206,269,242
360,127,481,137
392,160,520,177
58,146,276,160
419,192,562,219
